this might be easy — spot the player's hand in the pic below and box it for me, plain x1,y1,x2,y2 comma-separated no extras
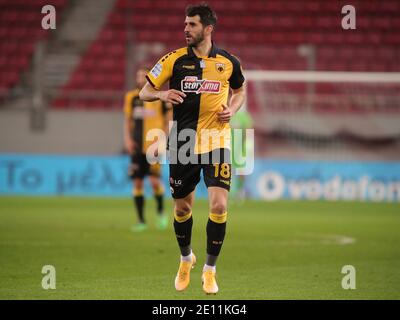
158,89,186,105
125,139,136,154
217,104,232,123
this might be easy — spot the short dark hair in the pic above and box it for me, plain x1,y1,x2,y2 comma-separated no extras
185,3,217,27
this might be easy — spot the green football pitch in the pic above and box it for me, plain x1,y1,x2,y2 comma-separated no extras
0,197,399,300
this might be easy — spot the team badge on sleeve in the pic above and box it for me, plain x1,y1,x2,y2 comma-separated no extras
150,63,162,78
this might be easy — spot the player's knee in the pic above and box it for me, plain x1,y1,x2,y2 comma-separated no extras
210,202,227,215
134,179,144,189
152,183,163,195
132,182,144,196
132,187,143,196
175,204,192,217
174,204,192,223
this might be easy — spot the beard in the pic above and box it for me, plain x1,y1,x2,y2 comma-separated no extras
187,31,205,47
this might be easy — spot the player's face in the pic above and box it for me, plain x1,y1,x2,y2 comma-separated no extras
184,15,205,47
136,69,147,88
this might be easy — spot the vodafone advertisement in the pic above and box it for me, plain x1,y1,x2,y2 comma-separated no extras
248,160,400,202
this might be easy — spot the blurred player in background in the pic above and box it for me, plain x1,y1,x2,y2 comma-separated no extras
123,66,171,232
140,4,246,294
230,107,254,203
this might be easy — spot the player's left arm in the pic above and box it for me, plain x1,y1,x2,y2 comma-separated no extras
218,86,246,123
230,86,246,114
218,54,246,123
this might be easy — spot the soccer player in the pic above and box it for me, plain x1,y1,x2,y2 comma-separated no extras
124,66,171,232
139,4,245,294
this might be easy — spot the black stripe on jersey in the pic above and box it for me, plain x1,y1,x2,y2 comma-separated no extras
132,96,143,152
169,53,202,153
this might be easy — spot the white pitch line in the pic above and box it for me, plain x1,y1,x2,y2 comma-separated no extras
301,233,356,246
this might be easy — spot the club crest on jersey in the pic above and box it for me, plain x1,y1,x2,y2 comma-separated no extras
215,63,225,73
181,76,221,94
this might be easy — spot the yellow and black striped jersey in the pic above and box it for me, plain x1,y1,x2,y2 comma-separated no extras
123,88,169,153
146,42,245,154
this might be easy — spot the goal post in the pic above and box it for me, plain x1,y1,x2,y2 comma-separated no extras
243,70,400,115
244,71,400,83
242,70,400,159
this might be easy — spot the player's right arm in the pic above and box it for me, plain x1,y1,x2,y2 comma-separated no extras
123,117,135,154
123,92,136,154
139,82,186,105
139,51,186,104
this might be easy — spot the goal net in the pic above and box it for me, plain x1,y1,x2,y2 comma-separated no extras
244,70,400,161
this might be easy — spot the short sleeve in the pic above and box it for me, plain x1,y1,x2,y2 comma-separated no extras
229,55,245,90
146,52,176,90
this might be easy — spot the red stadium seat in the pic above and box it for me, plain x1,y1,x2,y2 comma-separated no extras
0,0,67,96
46,0,399,110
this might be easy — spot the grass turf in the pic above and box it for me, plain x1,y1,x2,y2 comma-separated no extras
0,196,399,300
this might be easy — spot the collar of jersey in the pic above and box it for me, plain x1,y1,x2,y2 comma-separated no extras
187,41,218,59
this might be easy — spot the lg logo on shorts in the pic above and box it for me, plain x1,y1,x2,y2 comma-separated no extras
170,179,182,194
170,178,182,186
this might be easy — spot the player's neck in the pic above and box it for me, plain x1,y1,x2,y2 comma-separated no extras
192,39,212,58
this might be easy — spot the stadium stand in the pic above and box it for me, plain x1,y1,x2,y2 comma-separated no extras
1,0,399,160
49,0,400,110
0,0,67,100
